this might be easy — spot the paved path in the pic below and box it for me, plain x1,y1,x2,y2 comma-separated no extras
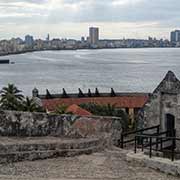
0,149,178,180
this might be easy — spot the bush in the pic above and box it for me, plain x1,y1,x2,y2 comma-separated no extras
80,103,128,130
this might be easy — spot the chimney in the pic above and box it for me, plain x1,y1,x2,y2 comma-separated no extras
46,89,52,99
61,88,68,98
95,88,100,97
110,88,116,97
78,88,85,97
88,89,92,97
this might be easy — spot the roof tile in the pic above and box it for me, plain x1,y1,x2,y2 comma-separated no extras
42,95,148,112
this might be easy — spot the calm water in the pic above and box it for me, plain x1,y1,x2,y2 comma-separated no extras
0,48,180,96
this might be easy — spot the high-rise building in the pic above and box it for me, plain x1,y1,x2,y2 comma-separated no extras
46,34,50,41
25,35,34,46
89,27,99,45
170,30,180,42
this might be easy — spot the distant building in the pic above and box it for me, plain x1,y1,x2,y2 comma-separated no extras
25,35,34,46
89,27,99,45
12,38,23,45
46,34,50,41
81,36,85,42
170,30,180,42
86,36,90,43
38,90,148,124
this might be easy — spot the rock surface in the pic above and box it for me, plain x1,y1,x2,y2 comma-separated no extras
0,111,122,146
0,149,178,180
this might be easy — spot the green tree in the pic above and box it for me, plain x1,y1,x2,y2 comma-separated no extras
0,84,24,110
80,103,129,130
22,97,45,112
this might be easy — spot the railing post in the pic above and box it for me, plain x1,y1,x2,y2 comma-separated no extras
156,137,159,151
149,137,152,158
157,125,160,135
134,136,137,153
141,137,144,152
171,138,175,161
160,138,163,150
120,134,124,149
173,129,176,138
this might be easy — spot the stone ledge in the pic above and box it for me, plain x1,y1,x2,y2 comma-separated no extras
127,151,180,177
0,137,106,164
0,137,101,153
0,146,101,164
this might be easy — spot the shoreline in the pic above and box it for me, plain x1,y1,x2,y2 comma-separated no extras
0,46,179,57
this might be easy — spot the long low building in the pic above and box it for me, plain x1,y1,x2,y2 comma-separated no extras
32,88,149,124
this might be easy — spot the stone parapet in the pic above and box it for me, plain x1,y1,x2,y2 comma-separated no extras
0,110,122,146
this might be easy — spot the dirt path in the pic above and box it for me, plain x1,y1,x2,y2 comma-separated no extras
0,149,178,180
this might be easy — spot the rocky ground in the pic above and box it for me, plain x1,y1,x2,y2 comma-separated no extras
0,149,178,180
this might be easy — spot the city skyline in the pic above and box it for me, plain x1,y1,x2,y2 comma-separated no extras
1,27,180,42
0,0,180,40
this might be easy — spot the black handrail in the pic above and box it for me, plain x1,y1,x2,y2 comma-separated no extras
142,130,170,136
122,125,160,136
120,125,160,148
134,130,178,161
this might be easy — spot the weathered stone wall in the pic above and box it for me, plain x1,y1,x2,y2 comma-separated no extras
0,110,122,145
141,93,179,130
139,71,180,150
139,93,161,129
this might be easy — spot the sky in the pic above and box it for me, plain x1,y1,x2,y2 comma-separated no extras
0,0,180,40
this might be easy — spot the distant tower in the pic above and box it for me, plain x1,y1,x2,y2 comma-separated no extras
89,27,99,45
170,30,180,42
25,35,34,46
46,34,50,41
32,88,39,97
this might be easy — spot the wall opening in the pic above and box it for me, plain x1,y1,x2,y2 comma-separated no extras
165,113,175,136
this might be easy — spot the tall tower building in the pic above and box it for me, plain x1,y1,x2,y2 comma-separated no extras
25,35,34,46
46,34,50,41
89,27,99,45
171,30,180,42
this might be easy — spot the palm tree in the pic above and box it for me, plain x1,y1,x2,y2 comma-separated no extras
22,97,43,112
0,84,24,110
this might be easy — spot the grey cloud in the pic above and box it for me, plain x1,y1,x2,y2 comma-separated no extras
0,0,180,27
48,0,180,24
0,0,47,4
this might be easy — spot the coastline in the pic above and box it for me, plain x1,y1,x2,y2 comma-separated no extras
0,46,179,57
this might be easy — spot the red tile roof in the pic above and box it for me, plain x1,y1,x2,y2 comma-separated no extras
42,95,149,112
66,104,92,116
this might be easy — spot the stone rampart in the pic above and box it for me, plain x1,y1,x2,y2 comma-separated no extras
0,110,122,145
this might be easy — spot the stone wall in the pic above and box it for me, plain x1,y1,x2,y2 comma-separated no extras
139,71,180,150
0,110,122,145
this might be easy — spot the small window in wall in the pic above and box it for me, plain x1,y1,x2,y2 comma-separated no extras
165,113,175,136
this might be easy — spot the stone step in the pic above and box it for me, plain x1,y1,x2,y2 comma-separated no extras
0,146,101,164
0,138,101,153
0,137,105,163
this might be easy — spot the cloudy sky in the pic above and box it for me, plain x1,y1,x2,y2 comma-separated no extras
0,0,179,40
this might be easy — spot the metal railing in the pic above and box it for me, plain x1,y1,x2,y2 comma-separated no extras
134,130,179,161
119,125,160,148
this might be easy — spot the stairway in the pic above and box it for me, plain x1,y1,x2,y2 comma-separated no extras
0,137,103,163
